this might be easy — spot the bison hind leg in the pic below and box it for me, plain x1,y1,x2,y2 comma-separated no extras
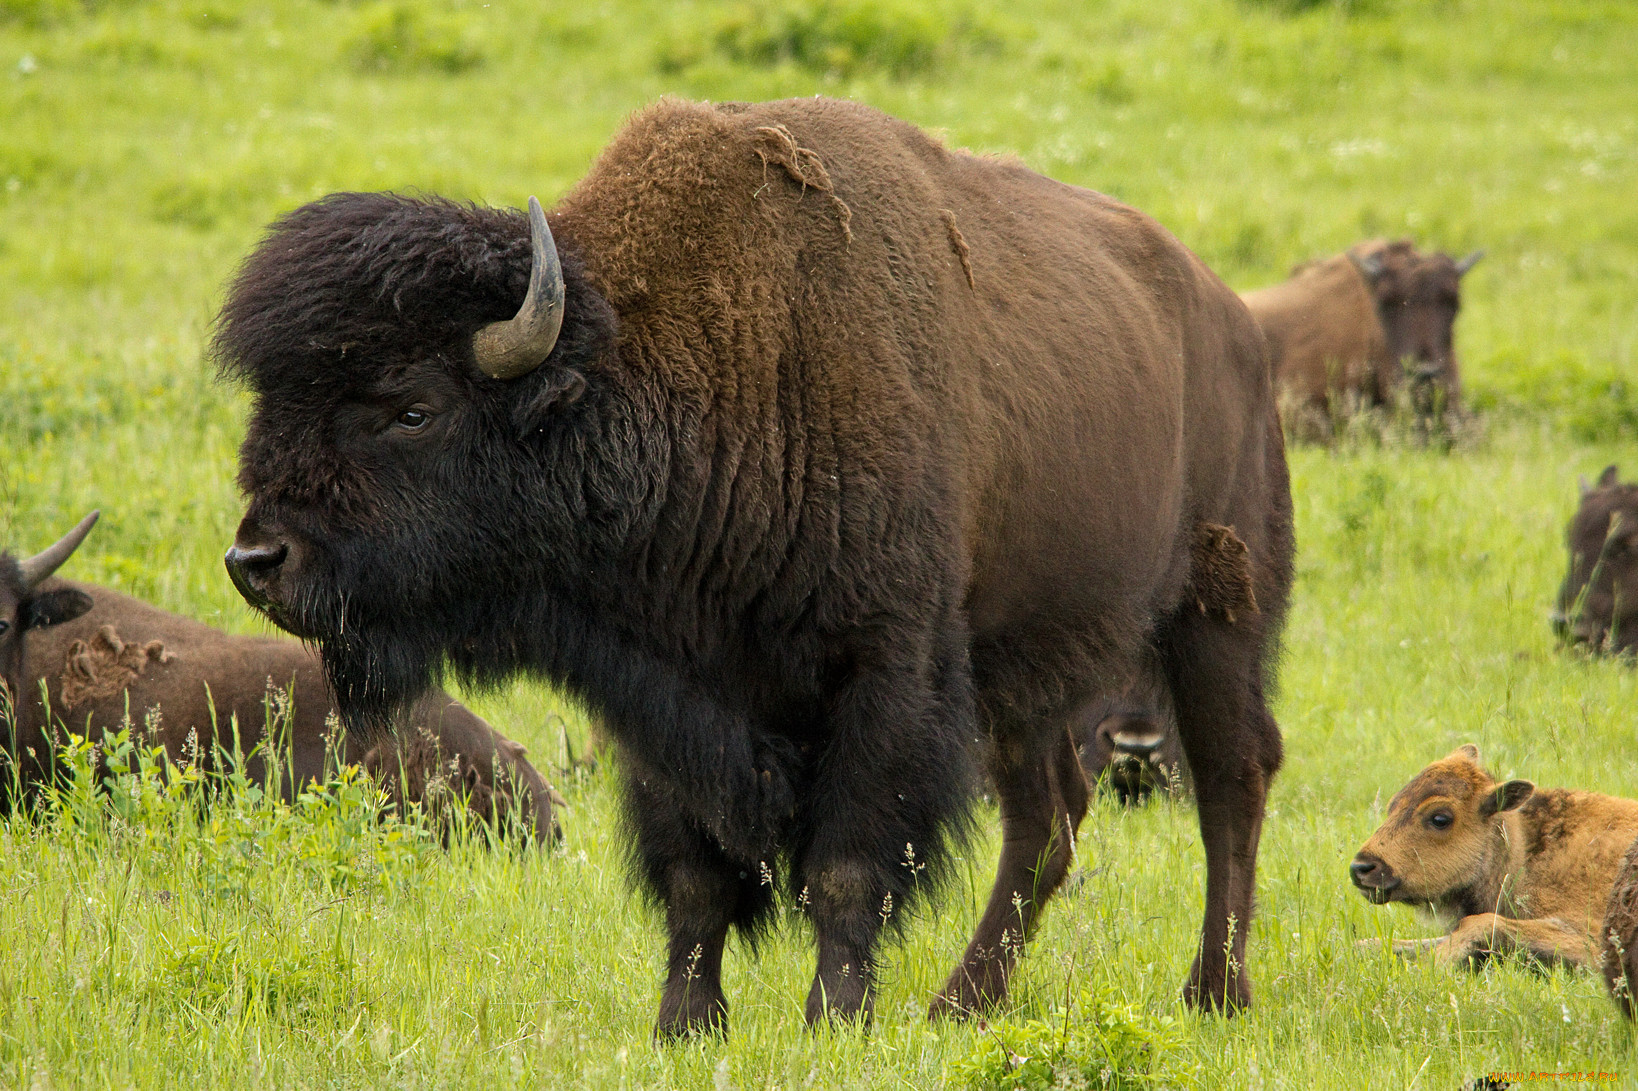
1158,605,1283,1015
931,719,1089,1019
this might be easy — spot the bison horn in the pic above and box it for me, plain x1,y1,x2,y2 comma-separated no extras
472,196,565,380
1455,249,1485,276
18,510,99,589
1348,251,1385,284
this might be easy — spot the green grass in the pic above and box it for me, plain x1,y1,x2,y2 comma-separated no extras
3,0,1637,1085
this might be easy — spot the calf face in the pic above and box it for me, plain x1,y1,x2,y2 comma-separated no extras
1350,240,1481,419
1350,745,1533,908
0,514,98,722
1555,465,1638,654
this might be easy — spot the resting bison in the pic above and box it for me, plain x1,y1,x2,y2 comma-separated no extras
1351,746,1638,989
1070,671,1188,805
217,97,1293,1033
1604,835,1638,1017
1553,464,1638,654
1242,239,1481,438
0,514,558,841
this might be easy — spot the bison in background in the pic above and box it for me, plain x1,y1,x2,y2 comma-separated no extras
1,514,559,842
1554,464,1638,654
218,96,1292,1034
1070,668,1189,805
1351,746,1638,1004
1242,238,1481,441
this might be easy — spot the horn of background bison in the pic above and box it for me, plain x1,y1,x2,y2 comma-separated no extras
1454,249,1485,276
18,511,99,590
471,196,565,380
1347,250,1384,284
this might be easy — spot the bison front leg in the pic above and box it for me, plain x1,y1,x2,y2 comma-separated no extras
1436,913,1600,971
628,777,756,1040
799,635,978,1027
932,725,1088,1018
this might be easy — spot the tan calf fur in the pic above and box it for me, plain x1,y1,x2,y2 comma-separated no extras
1351,746,1638,991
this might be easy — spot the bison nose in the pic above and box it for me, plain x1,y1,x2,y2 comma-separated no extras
224,540,288,607
1350,853,1400,900
1111,729,1164,760
1549,609,1569,640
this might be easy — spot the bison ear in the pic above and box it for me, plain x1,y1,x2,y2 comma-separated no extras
1479,779,1534,817
513,367,587,431
1453,743,1480,764
1597,464,1620,490
23,588,94,631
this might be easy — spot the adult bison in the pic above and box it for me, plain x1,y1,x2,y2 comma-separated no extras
1242,239,1481,439
1,514,559,841
1554,465,1638,654
218,97,1293,1034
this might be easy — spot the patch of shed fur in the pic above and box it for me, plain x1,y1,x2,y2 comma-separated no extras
1187,522,1259,623
940,209,975,289
752,124,853,243
57,624,171,709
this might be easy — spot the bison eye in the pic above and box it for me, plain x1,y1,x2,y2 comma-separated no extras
394,407,432,433
1427,810,1453,830
0,619,9,635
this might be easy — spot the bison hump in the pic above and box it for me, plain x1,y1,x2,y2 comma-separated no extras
57,624,172,710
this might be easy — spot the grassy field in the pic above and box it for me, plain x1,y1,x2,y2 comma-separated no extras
3,0,1637,1086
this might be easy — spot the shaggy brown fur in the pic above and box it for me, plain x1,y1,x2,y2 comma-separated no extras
1603,835,1638,1016
4,578,558,842
217,96,1292,1034
1352,746,1638,985
1242,238,1476,439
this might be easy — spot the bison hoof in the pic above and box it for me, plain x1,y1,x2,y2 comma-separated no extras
1182,973,1251,1015
804,977,873,1029
653,994,727,1043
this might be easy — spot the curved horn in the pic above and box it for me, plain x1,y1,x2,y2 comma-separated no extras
1455,249,1485,275
472,196,565,380
18,510,99,589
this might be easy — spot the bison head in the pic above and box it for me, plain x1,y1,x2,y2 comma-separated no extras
1555,465,1638,655
0,513,97,725
1349,239,1481,421
215,193,624,737
1350,745,1532,911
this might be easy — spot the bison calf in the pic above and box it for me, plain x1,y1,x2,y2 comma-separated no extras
1,514,559,841
1351,746,1638,984
1243,238,1480,440
1554,464,1638,655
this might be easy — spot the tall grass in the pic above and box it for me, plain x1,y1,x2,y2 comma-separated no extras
2,0,1636,1085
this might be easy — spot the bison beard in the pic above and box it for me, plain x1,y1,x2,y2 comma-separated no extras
216,97,1293,1036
